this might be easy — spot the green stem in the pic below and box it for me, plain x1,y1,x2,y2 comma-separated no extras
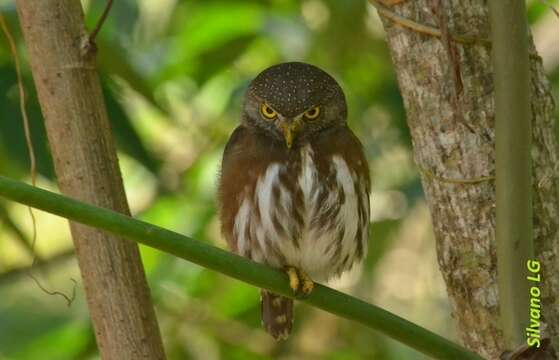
0,175,481,360
489,0,533,349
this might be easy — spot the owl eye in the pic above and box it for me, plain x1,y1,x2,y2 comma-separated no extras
260,103,277,120
304,106,320,120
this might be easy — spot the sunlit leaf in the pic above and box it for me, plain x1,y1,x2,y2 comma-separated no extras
159,2,264,83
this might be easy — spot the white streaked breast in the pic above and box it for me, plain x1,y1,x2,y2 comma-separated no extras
231,145,369,281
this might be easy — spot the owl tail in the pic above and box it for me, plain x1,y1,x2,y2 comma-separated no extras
261,290,293,340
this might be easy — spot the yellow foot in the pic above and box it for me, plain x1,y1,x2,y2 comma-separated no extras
284,266,314,298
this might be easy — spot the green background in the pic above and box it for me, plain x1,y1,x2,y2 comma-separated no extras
0,0,557,359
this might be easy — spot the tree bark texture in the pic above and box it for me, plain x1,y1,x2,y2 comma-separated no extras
374,1,559,358
16,1,166,359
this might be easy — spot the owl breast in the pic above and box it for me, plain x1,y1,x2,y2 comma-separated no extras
232,144,370,281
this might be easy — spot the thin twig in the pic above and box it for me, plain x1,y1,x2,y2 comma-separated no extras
0,248,75,285
29,276,77,307
419,165,495,184
0,16,37,187
88,0,114,45
370,0,542,62
0,14,75,306
369,0,490,45
539,0,559,18
0,14,39,252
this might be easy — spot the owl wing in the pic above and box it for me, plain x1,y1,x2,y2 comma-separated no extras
218,126,249,252
336,126,371,261
219,126,284,252
313,125,370,191
312,125,371,262
345,129,371,261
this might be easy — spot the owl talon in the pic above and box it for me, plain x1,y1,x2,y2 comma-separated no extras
299,271,314,296
284,266,314,298
285,266,300,294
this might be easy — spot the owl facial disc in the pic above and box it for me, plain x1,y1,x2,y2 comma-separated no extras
243,62,347,149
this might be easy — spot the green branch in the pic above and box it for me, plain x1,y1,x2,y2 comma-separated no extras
489,0,533,349
0,175,481,360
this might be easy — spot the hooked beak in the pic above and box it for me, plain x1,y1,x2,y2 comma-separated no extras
280,119,302,149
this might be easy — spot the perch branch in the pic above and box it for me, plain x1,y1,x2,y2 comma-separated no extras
0,175,482,360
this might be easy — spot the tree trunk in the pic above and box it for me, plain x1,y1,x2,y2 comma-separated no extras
374,0,559,358
16,1,166,359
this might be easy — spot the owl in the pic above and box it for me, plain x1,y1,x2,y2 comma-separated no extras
218,62,370,340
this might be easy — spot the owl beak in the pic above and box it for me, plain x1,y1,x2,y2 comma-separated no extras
280,119,302,149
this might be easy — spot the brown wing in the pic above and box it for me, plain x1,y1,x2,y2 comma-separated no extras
219,126,249,252
219,126,296,341
311,124,370,192
311,125,371,261
218,126,287,252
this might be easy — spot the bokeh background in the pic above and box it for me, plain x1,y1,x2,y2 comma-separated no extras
0,1,557,359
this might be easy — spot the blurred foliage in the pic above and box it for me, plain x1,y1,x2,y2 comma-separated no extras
0,0,557,359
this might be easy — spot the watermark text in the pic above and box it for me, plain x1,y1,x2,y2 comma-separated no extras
526,259,541,348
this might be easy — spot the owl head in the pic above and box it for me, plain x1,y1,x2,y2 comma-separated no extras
242,62,347,149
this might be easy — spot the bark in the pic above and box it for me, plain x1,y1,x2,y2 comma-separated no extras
16,1,165,359
374,1,559,358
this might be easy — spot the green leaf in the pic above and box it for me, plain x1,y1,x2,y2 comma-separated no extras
159,2,263,83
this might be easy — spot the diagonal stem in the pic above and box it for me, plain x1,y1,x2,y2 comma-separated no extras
89,0,114,44
0,175,482,360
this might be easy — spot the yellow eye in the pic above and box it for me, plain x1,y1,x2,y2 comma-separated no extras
304,106,320,120
260,103,277,120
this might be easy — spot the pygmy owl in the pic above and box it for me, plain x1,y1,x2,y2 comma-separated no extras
218,62,370,340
